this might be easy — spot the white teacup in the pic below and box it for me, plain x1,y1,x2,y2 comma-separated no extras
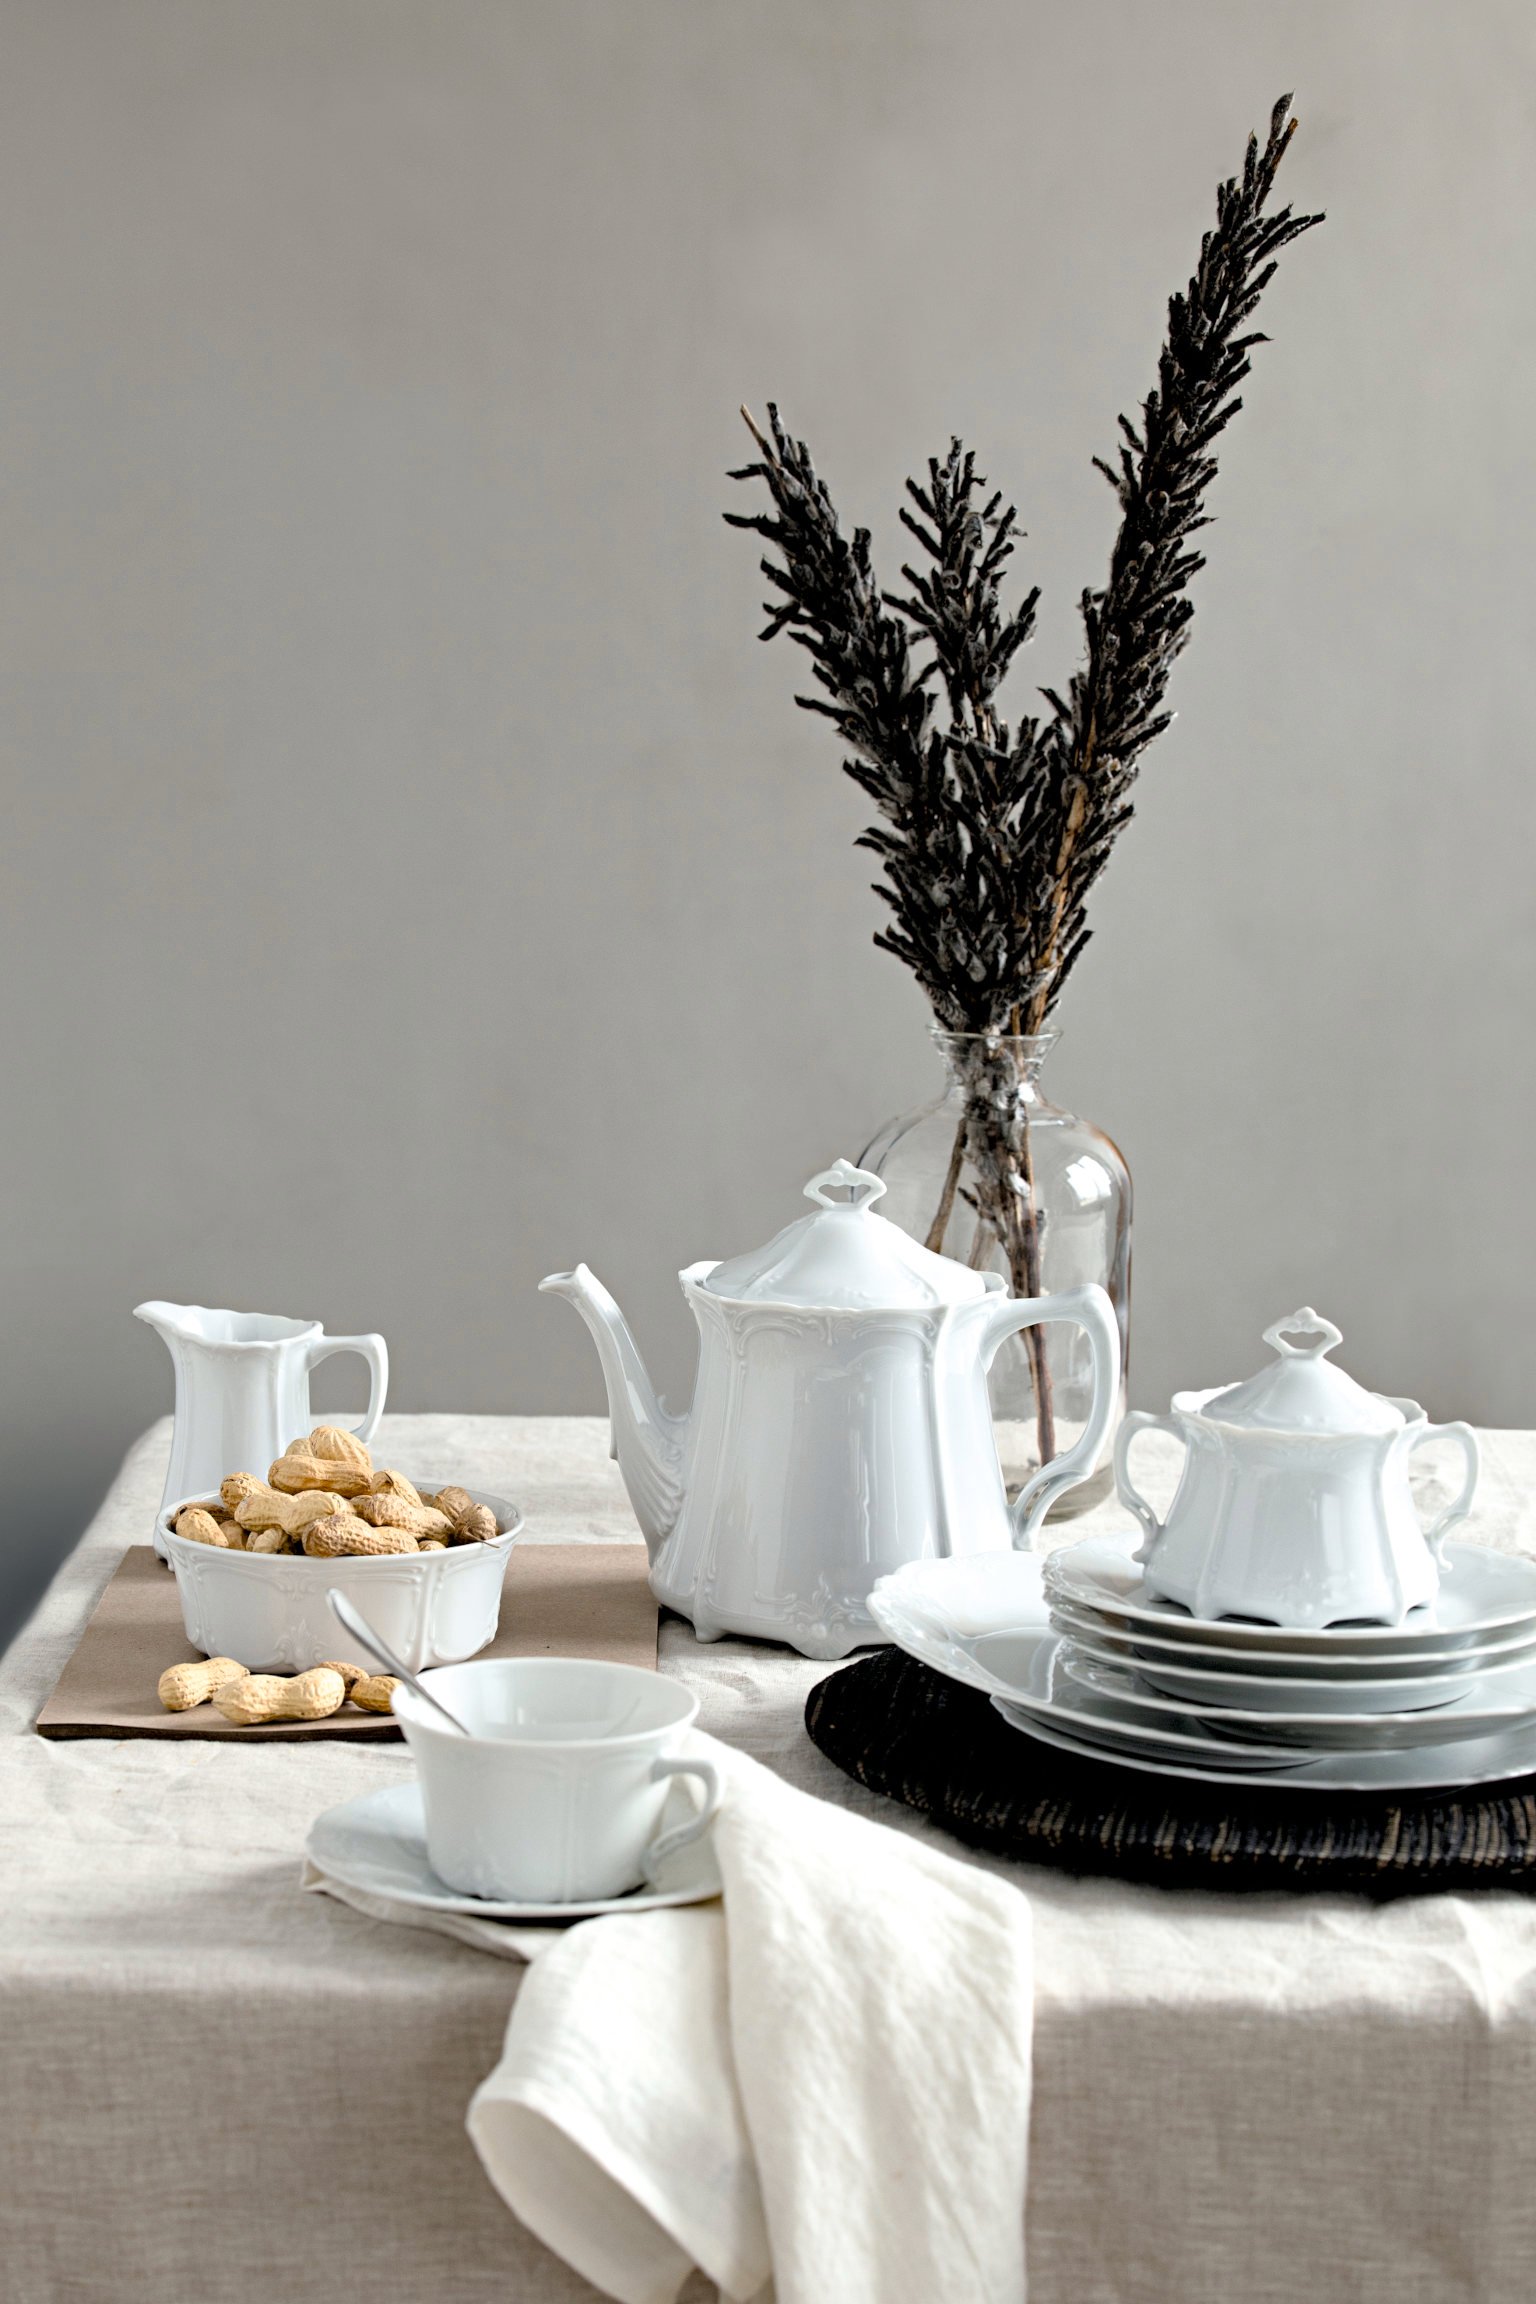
394,1657,720,1904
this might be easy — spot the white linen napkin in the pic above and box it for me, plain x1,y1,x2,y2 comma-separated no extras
464,1736,1034,2304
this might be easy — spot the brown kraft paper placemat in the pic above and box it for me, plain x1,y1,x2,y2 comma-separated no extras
36,1543,658,1742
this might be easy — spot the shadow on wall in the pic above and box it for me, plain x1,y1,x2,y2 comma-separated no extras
0,1416,149,1659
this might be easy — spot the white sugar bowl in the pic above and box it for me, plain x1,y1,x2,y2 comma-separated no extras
1115,1309,1480,1629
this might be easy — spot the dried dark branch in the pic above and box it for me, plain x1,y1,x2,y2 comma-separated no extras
726,94,1321,1041
887,442,1040,743
1020,92,1323,1028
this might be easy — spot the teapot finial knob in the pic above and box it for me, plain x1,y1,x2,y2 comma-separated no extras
1263,1307,1344,1361
804,1160,887,1212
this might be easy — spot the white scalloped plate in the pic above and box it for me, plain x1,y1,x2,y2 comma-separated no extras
991,1692,1536,1794
1045,1531,1536,1656
977,1631,1322,1768
1053,1621,1536,1715
1046,1642,1536,1751
872,1562,1536,1787
1044,1592,1536,1681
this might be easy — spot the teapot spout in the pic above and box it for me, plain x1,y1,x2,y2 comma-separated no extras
539,1266,687,1558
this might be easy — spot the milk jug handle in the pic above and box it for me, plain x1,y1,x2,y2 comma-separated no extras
1004,1284,1121,1550
305,1334,389,1446
1409,1420,1480,1566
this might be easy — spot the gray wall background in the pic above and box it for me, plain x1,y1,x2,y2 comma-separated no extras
3,0,1534,1645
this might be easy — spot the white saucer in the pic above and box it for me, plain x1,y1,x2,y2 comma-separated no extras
992,1691,1536,1794
306,1781,723,1920
1045,1531,1536,1656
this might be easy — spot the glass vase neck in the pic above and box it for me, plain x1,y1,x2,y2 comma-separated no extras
932,1028,1060,1093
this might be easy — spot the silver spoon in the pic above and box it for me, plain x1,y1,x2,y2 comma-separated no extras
326,1589,473,1736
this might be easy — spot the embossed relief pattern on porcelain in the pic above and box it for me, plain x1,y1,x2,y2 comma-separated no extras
666,1291,956,1652
160,1488,520,1673
543,1160,1120,1659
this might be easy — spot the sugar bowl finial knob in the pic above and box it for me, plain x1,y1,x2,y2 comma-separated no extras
1261,1308,1344,1361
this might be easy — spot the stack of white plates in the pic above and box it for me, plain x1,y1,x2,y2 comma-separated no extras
868,1533,1536,1793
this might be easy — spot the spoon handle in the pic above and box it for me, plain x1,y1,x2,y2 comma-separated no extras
325,1589,471,1736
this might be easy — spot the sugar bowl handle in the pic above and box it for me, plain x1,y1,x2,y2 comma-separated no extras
1115,1409,1188,1565
1409,1420,1481,1566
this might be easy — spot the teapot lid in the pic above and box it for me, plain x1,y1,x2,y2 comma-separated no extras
1198,1309,1404,1435
699,1160,992,1309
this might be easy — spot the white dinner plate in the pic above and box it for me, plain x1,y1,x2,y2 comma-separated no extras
1045,1531,1536,1656
306,1781,723,1920
992,1697,1310,1775
1045,1623,1536,1715
1044,1593,1536,1681
991,1692,1536,1794
869,1557,1536,1790
968,1629,1321,1768
1046,1643,1536,1752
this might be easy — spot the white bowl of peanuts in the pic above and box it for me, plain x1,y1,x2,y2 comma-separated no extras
157,1424,522,1674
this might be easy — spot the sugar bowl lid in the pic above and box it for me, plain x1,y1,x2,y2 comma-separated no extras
1198,1309,1404,1435
699,1160,992,1309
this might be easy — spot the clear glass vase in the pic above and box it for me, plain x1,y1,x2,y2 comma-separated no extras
859,1031,1131,1513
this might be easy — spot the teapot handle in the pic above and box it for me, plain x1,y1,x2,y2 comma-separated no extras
1408,1420,1481,1566
1114,1410,1188,1564
994,1285,1121,1551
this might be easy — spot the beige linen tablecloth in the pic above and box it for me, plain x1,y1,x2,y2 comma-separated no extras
6,1415,1536,2304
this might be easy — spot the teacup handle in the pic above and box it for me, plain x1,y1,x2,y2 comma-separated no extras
1115,1409,1188,1564
305,1333,389,1445
642,1754,721,1884
1409,1420,1481,1566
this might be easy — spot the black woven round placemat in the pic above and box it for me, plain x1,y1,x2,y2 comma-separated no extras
805,1648,1536,1896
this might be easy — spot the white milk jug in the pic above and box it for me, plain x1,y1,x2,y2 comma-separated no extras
135,1302,388,1543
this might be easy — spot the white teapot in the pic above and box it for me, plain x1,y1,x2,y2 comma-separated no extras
542,1160,1119,1659
1116,1308,1480,1628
